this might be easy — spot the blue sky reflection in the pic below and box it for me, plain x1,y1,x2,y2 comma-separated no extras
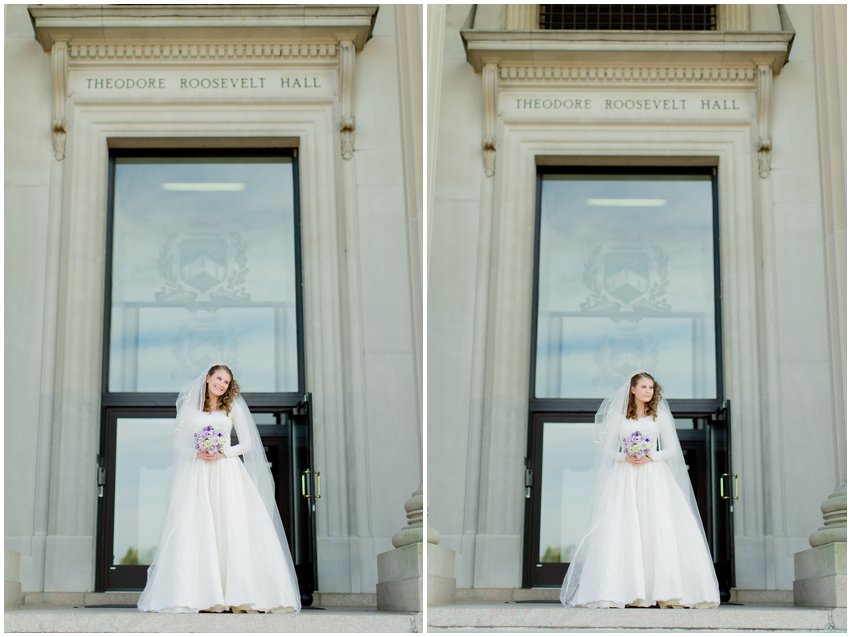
535,174,717,399
109,157,300,392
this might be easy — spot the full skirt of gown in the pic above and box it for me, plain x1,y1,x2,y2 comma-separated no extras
569,460,720,608
137,455,301,613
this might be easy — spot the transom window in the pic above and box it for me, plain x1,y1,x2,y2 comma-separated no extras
538,5,718,31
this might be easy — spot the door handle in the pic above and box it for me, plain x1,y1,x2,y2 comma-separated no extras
720,473,740,500
301,470,321,499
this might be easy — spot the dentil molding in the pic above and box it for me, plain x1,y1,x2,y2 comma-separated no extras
68,42,339,61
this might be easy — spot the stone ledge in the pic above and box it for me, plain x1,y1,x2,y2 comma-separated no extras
427,603,844,632
731,588,794,605
5,607,422,633
21,591,379,609
452,588,563,603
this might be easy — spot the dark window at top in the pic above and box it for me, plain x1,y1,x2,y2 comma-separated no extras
539,5,718,31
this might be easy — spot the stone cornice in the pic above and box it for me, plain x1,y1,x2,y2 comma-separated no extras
461,30,794,75
32,5,374,162
29,4,378,52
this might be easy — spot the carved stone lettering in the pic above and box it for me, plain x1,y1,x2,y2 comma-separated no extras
86,77,166,90
78,74,324,94
504,93,752,118
179,77,266,90
604,98,687,111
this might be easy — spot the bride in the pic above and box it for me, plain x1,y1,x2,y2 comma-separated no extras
560,372,719,609
137,364,301,613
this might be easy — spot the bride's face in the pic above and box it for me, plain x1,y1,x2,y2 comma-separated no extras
631,378,655,404
206,369,232,398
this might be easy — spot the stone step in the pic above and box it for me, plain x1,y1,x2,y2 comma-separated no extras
427,603,847,632
5,607,422,633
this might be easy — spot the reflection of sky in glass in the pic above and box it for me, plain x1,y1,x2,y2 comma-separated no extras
113,418,173,565
109,157,299,392
535,174,717,399
539,422,596,563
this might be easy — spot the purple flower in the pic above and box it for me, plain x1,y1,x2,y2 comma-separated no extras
623,431,653,459
194,426,226,455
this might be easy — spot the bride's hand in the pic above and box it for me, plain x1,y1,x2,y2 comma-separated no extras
197,451,223,462
626,455,653,465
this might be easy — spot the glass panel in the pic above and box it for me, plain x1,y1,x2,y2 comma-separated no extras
539,421,596,564
535,173,717,399
113,417,173,566
109,156,299,392
675,417,705,430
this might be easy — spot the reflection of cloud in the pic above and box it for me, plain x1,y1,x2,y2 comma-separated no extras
535,175,718,399
109,307,299,392
539,175,715,313
113,418,173,562
539,423,597,560
108,158,304,394
535,314,716,398
112,159,298,303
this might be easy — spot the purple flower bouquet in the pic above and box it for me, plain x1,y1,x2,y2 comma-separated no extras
623,431,653,459
194,425,226,455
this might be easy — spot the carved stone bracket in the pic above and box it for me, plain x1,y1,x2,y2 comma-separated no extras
482,63,498,177
51,41,68,161
756,64,773,178
339,40,355,160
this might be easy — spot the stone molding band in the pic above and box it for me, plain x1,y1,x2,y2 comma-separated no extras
499,65,757,84
69,42,339,62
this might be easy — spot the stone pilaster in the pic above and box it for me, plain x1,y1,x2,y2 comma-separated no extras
794,3,847,609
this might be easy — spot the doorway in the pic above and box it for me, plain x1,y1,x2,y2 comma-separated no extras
95,149,318,603
522,166,736,598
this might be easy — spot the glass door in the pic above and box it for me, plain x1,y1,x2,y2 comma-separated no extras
710,401,736,600
524,166,734,590
96,150,316,600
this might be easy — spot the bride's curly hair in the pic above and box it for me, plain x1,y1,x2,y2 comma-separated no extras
626,372,662,420
203,364,241,415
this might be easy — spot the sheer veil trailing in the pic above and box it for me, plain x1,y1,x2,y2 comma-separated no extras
146,367,300,610
559,377,717,606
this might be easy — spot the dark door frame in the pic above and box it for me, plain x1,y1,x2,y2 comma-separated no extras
95,148,316,600
523,164,733,595
522,408,734,598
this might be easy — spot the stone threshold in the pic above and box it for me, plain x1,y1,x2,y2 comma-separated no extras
20,590,378,609
427,603,846,632
5,606,422,633
451,587,795,605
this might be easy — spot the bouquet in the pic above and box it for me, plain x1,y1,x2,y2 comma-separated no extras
623,431,653,459
194,425,226,455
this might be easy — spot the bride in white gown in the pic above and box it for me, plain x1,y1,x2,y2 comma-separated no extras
138,364,301,614
560,372,719,609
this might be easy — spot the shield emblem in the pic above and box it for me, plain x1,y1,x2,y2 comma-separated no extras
178,238,228,293
603,249,649,304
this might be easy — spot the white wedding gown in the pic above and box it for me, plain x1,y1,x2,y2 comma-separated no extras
137,410,301,613
569,416,720,608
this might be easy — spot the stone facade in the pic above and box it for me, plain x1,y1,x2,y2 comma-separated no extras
5,4,422,598
428,3,845,598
